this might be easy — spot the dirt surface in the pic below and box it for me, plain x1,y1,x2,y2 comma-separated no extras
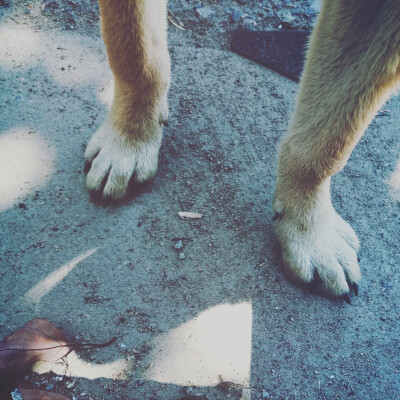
0,1,399,399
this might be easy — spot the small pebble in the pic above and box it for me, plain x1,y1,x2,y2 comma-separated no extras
195,7,215,19
46,383,54,391
174,240,184,250
11,389,23,400
66,380,76,389
179,252,185,260
262,390,270,399
243,17,255,26
231,9,242,21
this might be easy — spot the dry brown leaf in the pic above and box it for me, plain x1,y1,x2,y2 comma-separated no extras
178,211,203,219
18,387,71,400
0,319,71,375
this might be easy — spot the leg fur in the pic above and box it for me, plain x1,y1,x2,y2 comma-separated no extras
85,0,170,199
274,0,400,296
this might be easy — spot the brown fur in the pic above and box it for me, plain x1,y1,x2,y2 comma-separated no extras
86,0,400,296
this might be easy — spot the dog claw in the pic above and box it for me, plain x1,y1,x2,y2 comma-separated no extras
352,283,359,296
343,294,351,304
272,212,284,221
84,160,91,174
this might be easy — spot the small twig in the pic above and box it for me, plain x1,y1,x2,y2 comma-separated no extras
168,11,185,30
269,2,284,26
10,17,19,24
216,375,246,391
0,337,117,353
172,237,193,242
26,240,46,250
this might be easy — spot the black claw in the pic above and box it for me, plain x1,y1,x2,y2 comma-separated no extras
345,273,359,297
343,294,351,304
160,116,169,127
102,195,112,207
272,212,284,221
88,169,111,205
357,257,361,262
84,160,92,175
352,283,359,296
307,270,321,295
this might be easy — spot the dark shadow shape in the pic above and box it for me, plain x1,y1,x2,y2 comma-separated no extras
87,174,155,207
231,29,311,82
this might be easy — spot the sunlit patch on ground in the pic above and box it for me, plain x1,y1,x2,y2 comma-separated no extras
0,25,40,67
0,127,55,212
0,23,109,88
33,350,130,380
25,248,99,306
145,302,252,387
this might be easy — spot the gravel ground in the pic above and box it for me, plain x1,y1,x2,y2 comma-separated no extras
0,1,399,399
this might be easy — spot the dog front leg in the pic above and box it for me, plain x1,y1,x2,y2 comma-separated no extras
274,0,400,297
85,0,170,200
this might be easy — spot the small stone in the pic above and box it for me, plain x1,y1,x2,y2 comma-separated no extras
46,383,54,391
11,389,23,400
195,7,215,19
179,252,185,260
174,240,184,250
66,380,76,389
262,390,270,398
183,386,206,397
243,17,255,26
231,9,242,21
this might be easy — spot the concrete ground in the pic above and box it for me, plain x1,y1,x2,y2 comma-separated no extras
0,1,399,399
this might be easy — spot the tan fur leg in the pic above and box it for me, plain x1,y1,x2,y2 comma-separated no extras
85,0,170,199
274,0,400,296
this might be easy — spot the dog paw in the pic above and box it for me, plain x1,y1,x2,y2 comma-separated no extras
84,118,162,200
274,207,361,299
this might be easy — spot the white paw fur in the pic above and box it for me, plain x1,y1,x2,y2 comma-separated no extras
274,190,361,296
85,118,162,199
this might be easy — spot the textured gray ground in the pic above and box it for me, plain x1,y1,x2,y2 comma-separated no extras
0,1,399,399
